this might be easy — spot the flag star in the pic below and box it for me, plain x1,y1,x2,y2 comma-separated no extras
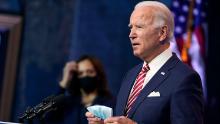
175,26,182,34
182,5,188,12
196,0,201,4
193,9,199,15
173,1,179,8
179,15,186,23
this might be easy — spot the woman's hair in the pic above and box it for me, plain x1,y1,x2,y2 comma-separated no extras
77,55,112,98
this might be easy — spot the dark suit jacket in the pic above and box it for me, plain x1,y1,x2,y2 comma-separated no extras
115,54,204,124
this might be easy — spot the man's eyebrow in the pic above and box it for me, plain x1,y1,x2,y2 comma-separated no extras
128,24,132,27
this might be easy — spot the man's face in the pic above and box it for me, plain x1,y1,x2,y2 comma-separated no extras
129,7,161,61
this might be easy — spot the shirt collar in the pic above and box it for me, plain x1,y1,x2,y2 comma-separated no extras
143,47,172,70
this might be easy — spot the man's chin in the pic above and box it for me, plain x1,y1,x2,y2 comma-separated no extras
133,51,140,57
133,51,146,60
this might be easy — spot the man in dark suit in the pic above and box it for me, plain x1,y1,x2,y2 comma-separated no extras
86,1,204,124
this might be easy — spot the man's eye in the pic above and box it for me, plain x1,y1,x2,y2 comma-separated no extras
136,26,142,28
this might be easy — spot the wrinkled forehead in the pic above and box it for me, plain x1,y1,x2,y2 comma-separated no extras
130,7,154,24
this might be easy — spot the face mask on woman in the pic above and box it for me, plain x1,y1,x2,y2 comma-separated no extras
79,76,98,94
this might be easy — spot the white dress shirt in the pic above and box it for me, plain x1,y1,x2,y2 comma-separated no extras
142,47,172,88
127,47,173,101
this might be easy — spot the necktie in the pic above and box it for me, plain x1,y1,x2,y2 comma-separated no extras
125,64,150,116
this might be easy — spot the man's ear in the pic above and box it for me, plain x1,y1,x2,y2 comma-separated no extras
159,25,168,42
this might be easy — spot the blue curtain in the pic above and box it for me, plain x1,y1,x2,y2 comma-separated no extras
0,0,171,122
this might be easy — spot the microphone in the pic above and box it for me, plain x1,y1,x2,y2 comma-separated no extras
19,94,66,122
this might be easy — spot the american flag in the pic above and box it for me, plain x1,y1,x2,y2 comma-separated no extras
170,0,208,99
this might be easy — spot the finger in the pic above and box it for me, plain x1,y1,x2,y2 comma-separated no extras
89,121,103,124
85,112,102,123
87,117,101,122
66,61,77,68
105,122,117,124
104,117,118,123
87,117,103,124
85,112,95,118
64,62,77,72
104,116,126,123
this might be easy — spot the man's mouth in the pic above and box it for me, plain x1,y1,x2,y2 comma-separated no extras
132,42,140,47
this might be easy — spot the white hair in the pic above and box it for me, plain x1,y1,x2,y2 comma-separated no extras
135,1,174,41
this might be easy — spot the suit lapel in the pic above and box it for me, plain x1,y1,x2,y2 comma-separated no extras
117,64,143,116
127,54,179,118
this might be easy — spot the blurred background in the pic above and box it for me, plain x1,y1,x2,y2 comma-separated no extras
0,0,219,123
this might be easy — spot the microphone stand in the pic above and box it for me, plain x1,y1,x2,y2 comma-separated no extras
19,95,56,124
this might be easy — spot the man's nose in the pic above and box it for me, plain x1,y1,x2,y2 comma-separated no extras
129,29,136,39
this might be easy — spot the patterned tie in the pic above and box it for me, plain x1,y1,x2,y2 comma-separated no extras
125,64,150,116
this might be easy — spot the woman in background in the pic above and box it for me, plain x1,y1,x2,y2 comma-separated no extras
46,55,115,124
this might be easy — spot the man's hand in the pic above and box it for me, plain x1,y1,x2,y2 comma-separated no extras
85,112,104,124
59,61,78,89
104,116,137,124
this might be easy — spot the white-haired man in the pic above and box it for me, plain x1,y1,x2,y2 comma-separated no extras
86,1,204,124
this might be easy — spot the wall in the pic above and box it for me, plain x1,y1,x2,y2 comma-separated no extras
1,0,219,123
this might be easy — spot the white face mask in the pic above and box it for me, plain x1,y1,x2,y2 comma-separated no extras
87,105,113,119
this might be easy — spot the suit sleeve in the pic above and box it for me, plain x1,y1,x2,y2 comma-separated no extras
170,72,204,124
